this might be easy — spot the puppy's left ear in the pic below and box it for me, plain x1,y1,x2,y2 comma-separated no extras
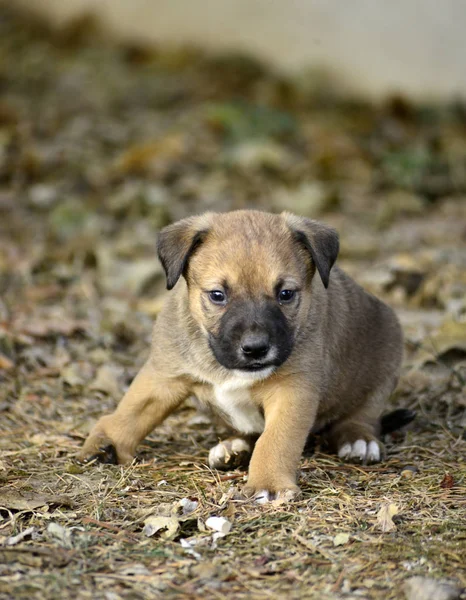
157,213,214,290
284,213,339,288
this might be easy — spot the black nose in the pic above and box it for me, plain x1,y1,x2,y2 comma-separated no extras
240,333,270,359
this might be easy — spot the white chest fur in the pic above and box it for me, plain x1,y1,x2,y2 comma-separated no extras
212,369,272,434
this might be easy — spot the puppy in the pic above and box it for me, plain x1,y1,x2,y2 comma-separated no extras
79,210,404,501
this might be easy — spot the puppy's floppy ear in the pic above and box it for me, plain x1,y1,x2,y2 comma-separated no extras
157,213,214,290
284,213,339,288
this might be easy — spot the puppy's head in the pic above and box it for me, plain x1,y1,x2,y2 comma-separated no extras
157,211,339,373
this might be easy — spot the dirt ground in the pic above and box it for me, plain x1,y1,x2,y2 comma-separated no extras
0,7,465,600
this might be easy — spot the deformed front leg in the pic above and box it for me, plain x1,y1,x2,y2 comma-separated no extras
78,361,191,464
208,435,258,471
244,378,318,502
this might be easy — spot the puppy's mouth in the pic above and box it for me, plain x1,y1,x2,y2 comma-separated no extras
237,363,275,372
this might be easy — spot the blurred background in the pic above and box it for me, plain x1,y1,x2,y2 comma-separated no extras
0,3,465,597
0,0,465,424
1,0,465,426
11,0,466,99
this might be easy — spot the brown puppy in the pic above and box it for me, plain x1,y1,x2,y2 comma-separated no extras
79,210,403,502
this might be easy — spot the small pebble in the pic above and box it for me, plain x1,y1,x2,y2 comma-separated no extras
401,465,418,478
205,516,232,535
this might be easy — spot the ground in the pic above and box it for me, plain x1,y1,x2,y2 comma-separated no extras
0,7,465,600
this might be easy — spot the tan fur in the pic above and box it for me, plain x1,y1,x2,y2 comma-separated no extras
79,210,403,501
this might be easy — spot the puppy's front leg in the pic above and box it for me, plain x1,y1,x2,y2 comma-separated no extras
78,361,190,464
244,379,318,502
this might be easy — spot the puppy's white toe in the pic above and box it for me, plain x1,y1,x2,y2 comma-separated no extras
208,438,252,470
255,490,270,504
367,440,381,463
338,443,352,459
350,439,367,461
230,438,251,453
208,442,229,469
338,439,382,463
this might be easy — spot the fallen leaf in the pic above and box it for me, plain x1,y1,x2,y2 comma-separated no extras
89,365,121,399
440,473,454,489
47,522,73,548
0,491,49,511
115,134,186,176
14,317,86,339
0,546,72,568
224,140,292,171
178,498,199,515
0,353,14,370
404,576,461,600
376,503,399,532
333,532,350,546
61,363,88,387
143,516,180,540
0,491,74,512
205,101,295,143
49,200,98,241
97,245,162,295
412,320,466,368
272,181,337,218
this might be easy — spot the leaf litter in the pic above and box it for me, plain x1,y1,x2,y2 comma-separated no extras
0,5,465,600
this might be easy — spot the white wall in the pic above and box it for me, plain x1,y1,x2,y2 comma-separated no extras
12,0,466,99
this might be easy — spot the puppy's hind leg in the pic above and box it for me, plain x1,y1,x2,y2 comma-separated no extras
78,361,191,465
326,379,397,464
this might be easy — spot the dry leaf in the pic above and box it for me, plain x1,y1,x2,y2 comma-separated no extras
61,363,88,387
143,516,180,540
0,491,50,511
404,576,461,600
0,353,14,370
333,532,350,546
440,473,454,489
178,498,199,515
0,491,74,512
15,317,86,338
47,522,73,548
97,255,162,295
376,503,399,532
115,134,186,175
413,320,466,368
89,365,121,399
0,546,72,568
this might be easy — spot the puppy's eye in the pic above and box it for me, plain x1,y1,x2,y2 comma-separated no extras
278,289,296,304
208,290,226,305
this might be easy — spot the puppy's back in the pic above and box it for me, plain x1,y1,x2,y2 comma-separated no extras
311,266,403,411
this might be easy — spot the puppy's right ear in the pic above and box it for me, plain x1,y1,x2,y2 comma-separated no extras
157,214,213,290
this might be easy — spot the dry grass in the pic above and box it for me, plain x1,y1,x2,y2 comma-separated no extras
0,6,465,599
1,403,465,599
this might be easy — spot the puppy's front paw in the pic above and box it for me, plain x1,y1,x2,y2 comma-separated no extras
77,416,134,465
338,439,383,464
242,484,301,504
79,443,119,465
208,438,252,471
